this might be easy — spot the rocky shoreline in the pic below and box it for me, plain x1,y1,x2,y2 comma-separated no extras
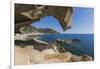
15,33,93,65
15,45,92,65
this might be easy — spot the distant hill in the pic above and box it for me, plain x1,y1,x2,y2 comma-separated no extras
19,25,59,34
37,28,59,34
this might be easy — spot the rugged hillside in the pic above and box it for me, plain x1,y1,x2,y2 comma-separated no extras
19,25,59,34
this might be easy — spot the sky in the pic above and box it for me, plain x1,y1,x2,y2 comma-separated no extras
32,7,94,34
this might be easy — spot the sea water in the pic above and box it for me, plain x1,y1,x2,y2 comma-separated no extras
38,34,94,58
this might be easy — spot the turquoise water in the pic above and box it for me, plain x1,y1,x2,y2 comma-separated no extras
38,34,94,57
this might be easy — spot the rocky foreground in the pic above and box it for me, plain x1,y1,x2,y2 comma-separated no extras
15,45,92,65
15,34,93,65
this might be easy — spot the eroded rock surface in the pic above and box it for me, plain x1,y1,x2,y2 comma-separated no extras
15,4,73,33
15,45,93,65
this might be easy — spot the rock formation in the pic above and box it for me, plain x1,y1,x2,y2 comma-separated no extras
15,4,73,33
15,46,93,65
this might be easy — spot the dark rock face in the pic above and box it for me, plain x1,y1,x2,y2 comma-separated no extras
15,40,51,51
15,4,73,33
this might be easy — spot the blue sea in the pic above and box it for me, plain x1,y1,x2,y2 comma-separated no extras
38,34,94,58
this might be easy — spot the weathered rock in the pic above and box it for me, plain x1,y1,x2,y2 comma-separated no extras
15,45,34,65
15,4,73,33
15,45,93,65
